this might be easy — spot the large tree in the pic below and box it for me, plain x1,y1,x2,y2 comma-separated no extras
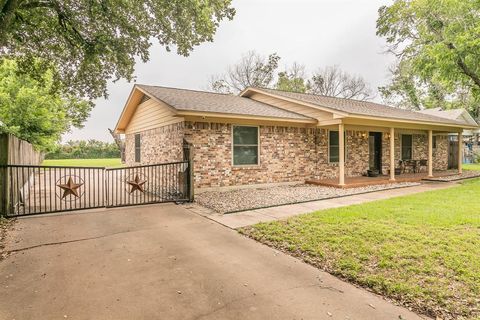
209,52,374,100
0,59,91,150
208,51,280,93
275,63,309,93
309,65,374,100
0,0,235,100
379,59,476,111
377,0,480,117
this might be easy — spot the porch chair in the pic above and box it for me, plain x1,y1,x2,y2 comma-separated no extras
417,159,428,173
402,160,417,173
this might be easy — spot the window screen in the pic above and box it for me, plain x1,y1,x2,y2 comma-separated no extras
233,126,259,165
401,134,413,160
329,131,347,163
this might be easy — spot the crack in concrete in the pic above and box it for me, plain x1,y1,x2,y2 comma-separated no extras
6,227,153,254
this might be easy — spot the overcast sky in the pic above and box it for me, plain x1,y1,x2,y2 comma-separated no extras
64,0,394,142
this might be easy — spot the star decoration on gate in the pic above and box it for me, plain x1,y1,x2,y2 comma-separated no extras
126,174,146,194
57,177,84,199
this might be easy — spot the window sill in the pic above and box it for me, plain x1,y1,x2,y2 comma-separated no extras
232,165,262,170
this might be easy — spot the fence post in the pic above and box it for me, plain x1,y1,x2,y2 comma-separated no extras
187,144,194,202
0,134,9,216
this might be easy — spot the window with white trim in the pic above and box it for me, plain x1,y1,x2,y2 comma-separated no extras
233,126,259,165
328,131,347,163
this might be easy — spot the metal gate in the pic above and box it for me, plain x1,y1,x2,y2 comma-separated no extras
105,162,190,208
0,161,192,217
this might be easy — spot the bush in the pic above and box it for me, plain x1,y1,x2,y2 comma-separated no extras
45,140,120,159
474,152,480,164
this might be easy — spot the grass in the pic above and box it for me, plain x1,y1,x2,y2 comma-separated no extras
240,179,480,319
41,158,123,168
464,163,480,171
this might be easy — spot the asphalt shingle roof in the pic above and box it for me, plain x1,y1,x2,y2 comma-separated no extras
418,108,478,126
137,85,311,120
256,88,466,125
137,85,474,126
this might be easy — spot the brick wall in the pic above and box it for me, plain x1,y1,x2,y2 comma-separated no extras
433,135,449,170
125,121,450,188
125,122,184,166
184,122,318,188
184,122,371,188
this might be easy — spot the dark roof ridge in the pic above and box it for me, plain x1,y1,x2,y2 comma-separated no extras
137,83,235,97
254,87,405,111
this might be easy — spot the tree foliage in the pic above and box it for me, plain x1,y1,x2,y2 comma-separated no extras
0,0,235,100
209,51,374,100
45,140,120,159
0,59,91,150
276,63,309,93
379,59,476,110
377,0,480,117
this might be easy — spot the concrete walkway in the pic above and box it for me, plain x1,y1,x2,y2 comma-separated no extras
0,203,426,320
188,181,457,229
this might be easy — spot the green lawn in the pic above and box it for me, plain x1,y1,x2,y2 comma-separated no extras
464,163,480,171
241,179,480,320
42,158,123,168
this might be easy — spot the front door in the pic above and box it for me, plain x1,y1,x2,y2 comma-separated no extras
448,139,459,169
369,132,382,173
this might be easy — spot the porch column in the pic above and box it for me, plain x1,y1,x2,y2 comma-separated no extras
458,132,463,174
339,123,345,186
389,127,395,181
428,130,433,177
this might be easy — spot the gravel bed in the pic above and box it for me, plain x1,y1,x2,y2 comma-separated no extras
424,170,480,182
196,182,420,214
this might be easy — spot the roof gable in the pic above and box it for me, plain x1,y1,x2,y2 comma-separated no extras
136,85,312,120
115,85,316,133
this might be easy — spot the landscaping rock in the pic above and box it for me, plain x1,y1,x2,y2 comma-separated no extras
196,182,420,214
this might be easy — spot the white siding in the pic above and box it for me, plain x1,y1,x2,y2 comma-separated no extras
248,93,334,121
125,98,183,134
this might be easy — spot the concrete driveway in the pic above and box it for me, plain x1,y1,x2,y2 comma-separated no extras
0,204,425,320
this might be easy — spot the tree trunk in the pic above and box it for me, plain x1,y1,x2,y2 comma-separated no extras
0,0,20,45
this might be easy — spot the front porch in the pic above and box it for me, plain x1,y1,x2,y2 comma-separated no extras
326,121,465,187
306,170,459,188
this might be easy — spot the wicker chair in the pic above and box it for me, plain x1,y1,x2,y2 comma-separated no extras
403,160,417,173
417,159,428,173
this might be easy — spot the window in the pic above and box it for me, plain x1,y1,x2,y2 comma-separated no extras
433,136,437,150
328,131,347,163
134,133,141,162
233,126,259,165
401,134,413,160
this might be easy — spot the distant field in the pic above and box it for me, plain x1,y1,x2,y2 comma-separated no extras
464,163,480,171
42,158,123,168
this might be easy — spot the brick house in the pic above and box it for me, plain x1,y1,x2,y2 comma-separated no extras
114,85,478,190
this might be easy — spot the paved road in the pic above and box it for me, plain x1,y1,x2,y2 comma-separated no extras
0,204,426,320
